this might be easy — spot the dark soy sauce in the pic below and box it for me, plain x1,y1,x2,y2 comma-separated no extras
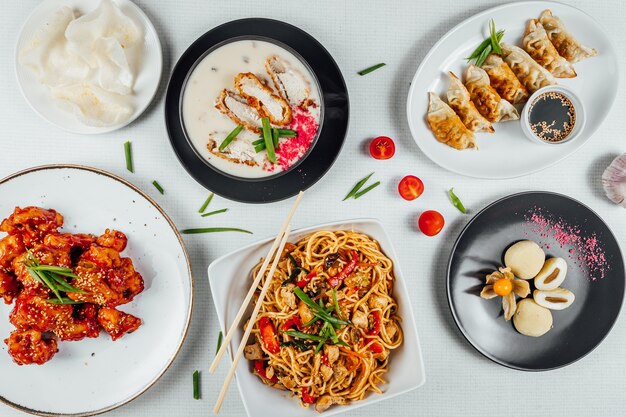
528,91,576,143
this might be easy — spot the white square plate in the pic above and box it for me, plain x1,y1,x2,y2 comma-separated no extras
208,218,425,417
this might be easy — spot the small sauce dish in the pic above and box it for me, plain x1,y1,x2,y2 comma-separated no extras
520,85,586,146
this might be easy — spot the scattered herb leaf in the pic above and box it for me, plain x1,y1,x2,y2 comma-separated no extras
181,227,253,235
343,172,374,201
200,208,228,218
193,370,200,400
152,180,164,194
215,331,223,355
358,63,386,76
124,141,133,173
198,193,214,213
448,188,467,214
354,181,381,199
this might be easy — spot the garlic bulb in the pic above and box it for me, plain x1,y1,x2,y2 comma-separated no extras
602,153,626,207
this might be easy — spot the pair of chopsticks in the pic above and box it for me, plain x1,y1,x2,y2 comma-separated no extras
210,191,304,414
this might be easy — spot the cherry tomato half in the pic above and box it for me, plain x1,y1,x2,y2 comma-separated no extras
369,136,395,160
418,210,445,236
398,175,424,201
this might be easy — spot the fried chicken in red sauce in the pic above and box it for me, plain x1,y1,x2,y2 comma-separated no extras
0,207,63,246
0,206,144,365
70,245,144,307
97,307,142,341
4,329,58,365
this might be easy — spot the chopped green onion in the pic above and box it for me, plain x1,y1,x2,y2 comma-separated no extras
358,63,386,76
200,208,228,218
193,370,200,400
262,117,276,163
343,172,374,201
215,331,223,355
284,330,326,342
287,254,299,270
252,138,265,146
448,188,467,214
272,128,279,149
152,180,164,194
354,181,381,199
277,129,297,138
489,19,503,55
281,268,301,287
281,339,309,351
475,44,493,67
124,141,133,173
45,298,84,305
312,311,350,327
254,144,265,153
181,228,252,235
332,289,342,319
219,125,243,151
467,38,492,61
198,193,214,213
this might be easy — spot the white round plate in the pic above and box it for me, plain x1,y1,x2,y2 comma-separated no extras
0,165,193,416
406,1,619,179
15,0,163,135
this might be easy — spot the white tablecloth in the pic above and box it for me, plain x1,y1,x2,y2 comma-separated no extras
2,0,625,416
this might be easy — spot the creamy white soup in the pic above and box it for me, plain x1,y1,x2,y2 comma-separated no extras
182,39,322,179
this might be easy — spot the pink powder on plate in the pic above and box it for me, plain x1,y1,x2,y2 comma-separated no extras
263,107,319,172
524,207,609,281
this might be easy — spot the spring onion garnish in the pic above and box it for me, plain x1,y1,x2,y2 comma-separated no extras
467,20,504,67
193,370,200,400
448,188,467,214
272,128,279,149
219,125,243,151
284,330,326,342
23,252,84,304
332,289,342,319
198,193,214,213
45,298,85,305
343,172,374,201
261,117,276,163
358,63,386,76
152,180,164,194
181,227,253,235
124,141,133,173
215,331,223,355
354,181,381,199
200,208,228,217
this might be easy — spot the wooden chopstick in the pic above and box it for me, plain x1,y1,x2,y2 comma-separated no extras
213,224,293,414
209,191,304,374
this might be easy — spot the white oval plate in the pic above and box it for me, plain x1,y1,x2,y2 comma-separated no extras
15,0,163,135
0,165,193,416
406,1,619,179
208,219,425,417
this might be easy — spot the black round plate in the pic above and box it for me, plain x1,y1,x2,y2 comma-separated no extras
447,191,624,371
164,18,349,203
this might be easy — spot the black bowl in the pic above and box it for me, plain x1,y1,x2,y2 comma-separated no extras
447,191,624,371
164,18,349,203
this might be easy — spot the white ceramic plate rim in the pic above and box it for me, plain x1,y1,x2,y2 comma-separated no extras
0,165,194,417
14,0,163,135
208,218,425,417
406,0,620,179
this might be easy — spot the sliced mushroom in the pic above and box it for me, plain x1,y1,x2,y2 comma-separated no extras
533,288,575,310
534,257,567,290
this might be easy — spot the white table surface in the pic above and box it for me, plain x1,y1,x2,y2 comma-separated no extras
1,0,625,416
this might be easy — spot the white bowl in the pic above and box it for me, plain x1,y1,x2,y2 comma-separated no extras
208,218,425,417
15,0,163,134
520,85,586,146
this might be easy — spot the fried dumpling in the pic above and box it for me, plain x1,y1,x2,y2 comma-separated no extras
523,19,576,78
539,9,598,63
501,43,557,93
464,65,519,123
426,92,476,150
446,72,493,133
481,54,529,104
